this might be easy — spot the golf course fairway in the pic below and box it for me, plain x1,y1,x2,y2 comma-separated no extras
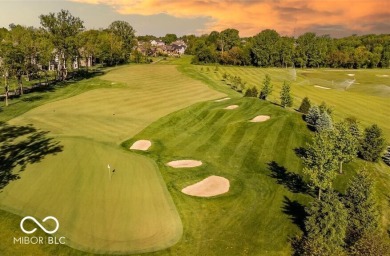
0,64,224,254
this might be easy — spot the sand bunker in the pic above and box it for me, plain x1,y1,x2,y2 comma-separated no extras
182,175,230,197
314,85,331,90
347,74,355,76
215,97,231,102
250,115,270,122
376,74,389,77
224,105,239,110
167,160,202,168
130,140,152,151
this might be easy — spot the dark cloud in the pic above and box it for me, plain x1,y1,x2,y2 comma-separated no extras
295,24,362,38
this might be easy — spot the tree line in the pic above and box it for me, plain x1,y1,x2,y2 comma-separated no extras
186,29,390,68
0,10,138,106
227,71,389,254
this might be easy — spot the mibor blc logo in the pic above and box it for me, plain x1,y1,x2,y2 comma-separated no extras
13,216,66,245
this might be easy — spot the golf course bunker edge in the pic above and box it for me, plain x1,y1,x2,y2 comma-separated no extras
166,160,203,168
130,139,152,151
250,115,270,122
181,175,230,197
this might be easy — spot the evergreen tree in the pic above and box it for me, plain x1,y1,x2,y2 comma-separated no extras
344,169,380,245
319,101,333,115
259,74,272,100
251,86,259,97
316,111,333,131
344,117,362,139
244,86,259,97
302,191,348,255
302,131,339,199
333,122,358,173
306,105,320,127
298,97,311,114
359,124,386,162
280,81,293,108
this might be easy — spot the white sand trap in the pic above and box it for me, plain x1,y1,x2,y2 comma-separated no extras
182,175,230,197
314,85,331,90
167,160,202,168
376,74,389,77
215,97,231,102
347,74,355,76
224,105,239,110
250,115,270,122
130,140,152,151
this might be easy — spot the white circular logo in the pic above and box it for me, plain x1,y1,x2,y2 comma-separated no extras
20,216,59,234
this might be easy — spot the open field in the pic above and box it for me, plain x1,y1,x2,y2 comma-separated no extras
0,63,224,254
0,57,389,255
182,63,390,140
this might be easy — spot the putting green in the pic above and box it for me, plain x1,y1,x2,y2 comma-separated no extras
0,64,224,254
0,138,182,254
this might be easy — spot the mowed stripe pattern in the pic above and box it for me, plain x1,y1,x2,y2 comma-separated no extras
1,65,224,254
128,98,312,255
198,66,390,140
9,65,225,144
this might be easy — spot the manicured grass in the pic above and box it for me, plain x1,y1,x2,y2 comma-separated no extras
122,98,315,255
8,65,224,144
188,65,390,140
0,64,224,254
124,97,390,255
1,58,389,255
0,138,182,254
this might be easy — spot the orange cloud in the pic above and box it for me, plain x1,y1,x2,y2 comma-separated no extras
68,0,389,36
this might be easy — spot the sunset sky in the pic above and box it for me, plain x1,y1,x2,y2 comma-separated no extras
1,0,389,37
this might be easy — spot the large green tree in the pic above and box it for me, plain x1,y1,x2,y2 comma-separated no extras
359,124,386,162
218,28,240,54
251,29,280,67
303,131,339,199
344,169,380,245
332,122,358,173
302,191,348,255
39,9,84,80
108,20,136,63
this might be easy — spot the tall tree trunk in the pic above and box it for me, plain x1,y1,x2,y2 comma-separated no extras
318,188,322,200
18,75,23,95
339,161,343,174
4,75,8,107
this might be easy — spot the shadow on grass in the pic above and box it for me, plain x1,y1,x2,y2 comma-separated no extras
0,122,63,189
267,161,310,194
21,95,44,102
294,147,308,159
282,196,306,232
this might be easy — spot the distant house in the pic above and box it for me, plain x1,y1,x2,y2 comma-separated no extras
49,48,93,71
150,39,165,47
170,44,186,55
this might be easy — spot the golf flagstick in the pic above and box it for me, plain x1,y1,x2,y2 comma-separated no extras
108,164,111,180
